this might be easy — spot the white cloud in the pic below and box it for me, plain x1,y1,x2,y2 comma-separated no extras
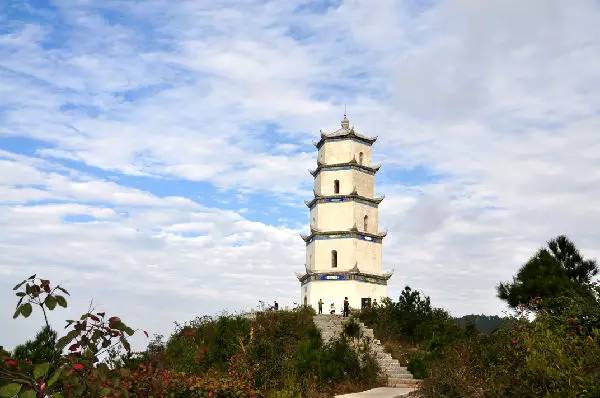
0,152,304,349
1,0,600,348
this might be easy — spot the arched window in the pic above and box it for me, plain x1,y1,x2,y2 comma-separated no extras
334,180,340,194
359,152,364,164
363,215,368,232
331,250,338,268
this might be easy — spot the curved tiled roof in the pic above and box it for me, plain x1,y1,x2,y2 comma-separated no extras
314,117,377,149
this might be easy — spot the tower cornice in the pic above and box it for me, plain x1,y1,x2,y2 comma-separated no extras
296,269,392,285
300,228,387,244
309,159,381,177
304,192,384,208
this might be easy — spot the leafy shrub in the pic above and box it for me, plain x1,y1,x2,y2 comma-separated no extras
116,362,260,398
455,315,506,334
361,286,461,344
1,274,380,397
343,318,361,340
165,314,251,374
319,338,361,383
159,306,378,396
422,295,600,397
12,274,70,329
360,286,464,377
2,275,136,398
407,352,427,380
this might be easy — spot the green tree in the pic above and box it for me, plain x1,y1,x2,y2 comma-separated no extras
12,326,59,365
497,235,598,309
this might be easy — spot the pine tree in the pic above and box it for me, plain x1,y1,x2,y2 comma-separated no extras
497,235,598,309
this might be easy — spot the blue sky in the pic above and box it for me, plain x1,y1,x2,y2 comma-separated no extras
1,0,600,349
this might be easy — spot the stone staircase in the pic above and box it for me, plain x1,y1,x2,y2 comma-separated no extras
313,314,420,389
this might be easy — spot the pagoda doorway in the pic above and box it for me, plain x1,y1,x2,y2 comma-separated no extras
361,297,372,309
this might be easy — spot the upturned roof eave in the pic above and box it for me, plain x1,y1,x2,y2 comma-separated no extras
296,269,391,283
309,161,381,177
304,193,385,208
300,229,388,243
314,129,377,149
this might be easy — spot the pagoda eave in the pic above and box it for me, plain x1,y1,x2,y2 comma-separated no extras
305,193,385,208
309,161,381,177
301,229,387,244
314,129,377,149
298,270,390,286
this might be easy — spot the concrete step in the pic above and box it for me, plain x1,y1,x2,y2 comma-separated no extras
388,377,419,384
388,379,422,388
385,370,413,378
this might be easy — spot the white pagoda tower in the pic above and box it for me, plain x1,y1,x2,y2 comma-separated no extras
297,114,392,312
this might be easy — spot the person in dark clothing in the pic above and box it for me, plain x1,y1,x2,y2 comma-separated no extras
274,301,278,311
343,297,349,317
318,298,323,314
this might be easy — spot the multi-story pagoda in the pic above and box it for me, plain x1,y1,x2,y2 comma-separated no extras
297,114,392,312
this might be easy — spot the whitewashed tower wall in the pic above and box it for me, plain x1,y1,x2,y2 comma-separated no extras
297,115,391,312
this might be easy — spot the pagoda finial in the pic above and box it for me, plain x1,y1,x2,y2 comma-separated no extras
341,107,350,129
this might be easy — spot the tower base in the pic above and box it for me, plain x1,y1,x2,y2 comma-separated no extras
300,278,387,314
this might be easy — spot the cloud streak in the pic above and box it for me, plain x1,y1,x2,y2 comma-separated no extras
1,0,600,348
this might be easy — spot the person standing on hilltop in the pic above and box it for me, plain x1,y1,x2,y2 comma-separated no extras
318,298,323,314
330,302,335,315
274,301,278,311
343,297,349,317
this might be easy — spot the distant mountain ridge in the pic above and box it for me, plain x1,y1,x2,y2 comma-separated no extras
455,314,506,334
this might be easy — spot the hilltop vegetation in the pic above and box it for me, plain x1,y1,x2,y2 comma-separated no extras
359,235,600,397
1,280,379,397
454,315,504,334
2,235,599,397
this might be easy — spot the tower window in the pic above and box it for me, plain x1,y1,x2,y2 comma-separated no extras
334,180,340,194
363,215,368,231
359,152,364,164
331,250,338,268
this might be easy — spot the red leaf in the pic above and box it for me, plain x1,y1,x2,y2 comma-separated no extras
69,343,80,351
108,316,121,329
72,363,85,371
143,330,149,338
